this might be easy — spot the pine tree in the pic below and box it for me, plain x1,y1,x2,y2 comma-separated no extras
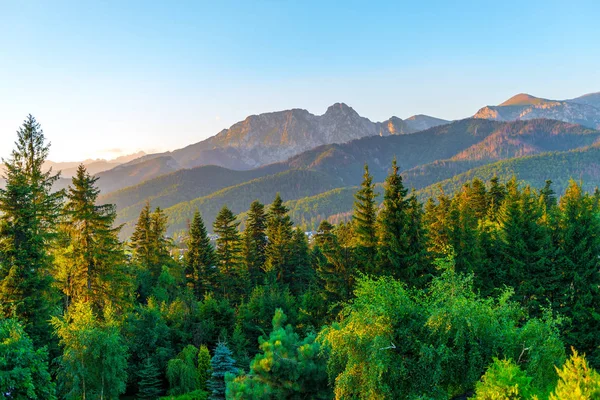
353,164,378,274
208,342,238,400
540,179,557,209
0,115,63,344
243,200,267,287
377,158,409,278
56,164,129,312
213,206,245,300
264,193,294,285
227,309,329,398
468,178,489,220
137,357,163,399
404,192,431,287
184,210,217,299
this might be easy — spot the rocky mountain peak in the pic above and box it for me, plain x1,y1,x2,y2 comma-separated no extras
323,102,359,118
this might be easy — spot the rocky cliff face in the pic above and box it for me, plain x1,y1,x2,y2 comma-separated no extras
473,93,600,129
162,103,448,169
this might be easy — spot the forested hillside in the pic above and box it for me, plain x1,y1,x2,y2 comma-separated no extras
2,116,600,399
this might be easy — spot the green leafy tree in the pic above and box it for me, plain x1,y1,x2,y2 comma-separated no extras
213,206,246,301
137,357,163,399
550,349,600,400
243,200,267,287
208,342,238,400
0,318,56,399
0,115,63,343
264,194,294,285
184,211,217,299
52,301,128,400
319,256,565,399
353,164,378,274
167,345,201,395
228,308,329,399
55,164,130,312
473,358,537,400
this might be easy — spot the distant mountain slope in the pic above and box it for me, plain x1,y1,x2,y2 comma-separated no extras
417,146,600,200
103,163,288,228
96,156,181,193
110,118,600,235
474,93,600,129
119,169,343,237
126,103,449,172
568,92,600,109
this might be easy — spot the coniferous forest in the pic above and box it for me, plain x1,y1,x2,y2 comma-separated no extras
3,116,600,399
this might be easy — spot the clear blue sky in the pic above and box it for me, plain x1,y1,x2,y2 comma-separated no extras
1,0,599,161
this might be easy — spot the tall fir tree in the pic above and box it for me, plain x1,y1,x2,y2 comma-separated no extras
264,193,294,285
288,228,312,295
487,175,507,221
555,181,600,367
56,164,129,312
137,357,163,399
377,158,409,278
0,115,63,344
403,192,431,287
353,164,378,274
213,206,246,301
130,203,171,275
184,210,217,299
243,200,267,287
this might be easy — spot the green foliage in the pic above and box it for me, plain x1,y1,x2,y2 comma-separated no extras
160,389,208,400
353,164,379,274
0,318,56,399
198,345,212,391
138,357,164,399
184,211,217,299
167,345,201,395
264,193,294,285
473,358,536,400
56,164,131,313
0,115,63,343
243,200,268,287
52,301,128,400
319,258,565,399
208,342,238,399
213,205,246,301
549,349,600,400
227,308,330,399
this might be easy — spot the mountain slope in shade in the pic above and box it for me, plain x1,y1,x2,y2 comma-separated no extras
568,92,600,109
128,103,449,172
95,156,181,194
474,93,600,129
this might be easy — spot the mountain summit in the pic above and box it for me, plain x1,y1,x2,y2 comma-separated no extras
474,92,600,128
133,103,449,171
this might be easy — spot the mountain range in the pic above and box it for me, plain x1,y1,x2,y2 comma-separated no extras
4,91,600,237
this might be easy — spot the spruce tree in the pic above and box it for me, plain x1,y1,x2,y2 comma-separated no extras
184,210,217,299
264,193,294,285
540,179,557,209
314,220,352,307
404,192,431,287
243,200,267,287
56,164,129,312
137,357,163,399
353,164,378,274
377,158,409,278
0,115,63,344
556,181,600,367
213,206,245,300
288,228,312,295
487,175,507,221
208,342,238,400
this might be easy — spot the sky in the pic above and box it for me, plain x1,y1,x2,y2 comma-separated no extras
1,0,599,162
